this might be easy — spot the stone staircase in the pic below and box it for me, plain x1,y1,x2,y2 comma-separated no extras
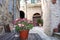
0,32,17,40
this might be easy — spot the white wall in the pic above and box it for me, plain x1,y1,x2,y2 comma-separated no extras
41,0,52,36
41,0,60,36
27,7,41,20
50,0,60,29
20,6,41,21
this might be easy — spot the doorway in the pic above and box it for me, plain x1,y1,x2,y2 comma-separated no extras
4,24,11,32
33,13,41,26
20,11,25,18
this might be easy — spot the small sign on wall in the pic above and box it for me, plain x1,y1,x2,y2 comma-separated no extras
52,0,56,4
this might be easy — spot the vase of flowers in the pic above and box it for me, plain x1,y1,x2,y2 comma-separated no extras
13,18,33,40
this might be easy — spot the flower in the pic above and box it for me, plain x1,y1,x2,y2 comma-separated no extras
13,18,34,32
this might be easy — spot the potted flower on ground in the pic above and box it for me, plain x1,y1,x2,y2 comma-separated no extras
13,18,34,40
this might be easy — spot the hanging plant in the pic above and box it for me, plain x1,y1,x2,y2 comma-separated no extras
52,0,56,4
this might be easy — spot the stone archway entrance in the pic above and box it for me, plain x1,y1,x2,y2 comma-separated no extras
4,24,11,32
20,11,25,18
33,13,41,26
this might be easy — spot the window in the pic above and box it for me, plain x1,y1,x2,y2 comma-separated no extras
58,0,60,5
31,0,35,3
0,0,2,4
37,0,41,3
0,3,2,7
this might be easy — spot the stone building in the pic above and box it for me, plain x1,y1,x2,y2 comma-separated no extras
0,0,13,35
19,0,42,26
17,0,60,36
0,3,5,35
41,0,60,36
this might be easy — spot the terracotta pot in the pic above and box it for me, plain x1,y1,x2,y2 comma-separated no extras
53,28,58,32
20,30,29,40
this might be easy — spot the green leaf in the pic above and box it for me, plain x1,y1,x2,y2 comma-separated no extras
15,25,20,32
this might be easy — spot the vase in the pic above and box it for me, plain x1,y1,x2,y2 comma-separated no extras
19,30,29,40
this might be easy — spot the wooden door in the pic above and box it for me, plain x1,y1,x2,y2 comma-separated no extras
4,24,11,32
58,23,60,32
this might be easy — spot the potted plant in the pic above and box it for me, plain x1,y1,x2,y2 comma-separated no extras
53,28,58,32
37,19,43,26
13,18,34,40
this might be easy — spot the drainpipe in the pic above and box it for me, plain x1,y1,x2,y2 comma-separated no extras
12,0,15,32
25,0,27,18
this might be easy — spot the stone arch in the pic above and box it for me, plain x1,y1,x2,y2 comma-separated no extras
33,13,41,26
20,11,25,18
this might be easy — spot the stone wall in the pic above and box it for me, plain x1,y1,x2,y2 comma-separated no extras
41,0,52,36
41,0,60,36
0,5,5,35
50,0,60,35
20,6,42,21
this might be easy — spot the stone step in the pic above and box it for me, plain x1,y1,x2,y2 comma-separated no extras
0,33,7,38
8,35,15,40
0,32,42,40
0,33,11,40
4,32,16,40
0,32,15,40
35,33,42,40
28,33,42,40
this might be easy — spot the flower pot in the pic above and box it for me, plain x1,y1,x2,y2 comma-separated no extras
20,30,29,40
53,28,58,32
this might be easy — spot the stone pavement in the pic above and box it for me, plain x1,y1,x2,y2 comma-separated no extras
28,33,42,40
0,27,59,40
29,27,59,40
0,32,42,40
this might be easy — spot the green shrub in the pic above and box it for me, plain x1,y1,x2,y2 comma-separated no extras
37,19,43,24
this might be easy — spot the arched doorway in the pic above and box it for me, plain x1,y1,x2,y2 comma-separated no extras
20,11,25,18
33,13,41,26
4,24,11,32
